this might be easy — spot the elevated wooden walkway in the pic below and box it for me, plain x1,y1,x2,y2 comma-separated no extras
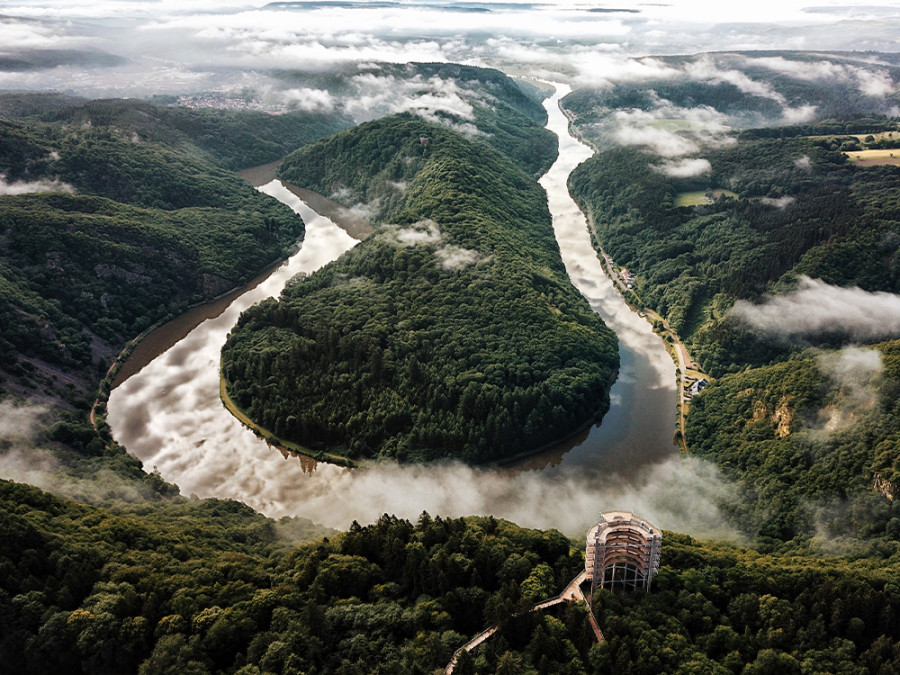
444,570,603,673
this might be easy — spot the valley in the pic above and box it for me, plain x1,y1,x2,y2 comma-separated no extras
1,27,899,674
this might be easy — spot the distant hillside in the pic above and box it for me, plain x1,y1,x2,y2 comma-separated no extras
271,61,558,177
565,51,900,147
569,123,900,374
0,100,341,405
0,93,351,171
222,113,618,463
688,340,900,544
569,115,900,547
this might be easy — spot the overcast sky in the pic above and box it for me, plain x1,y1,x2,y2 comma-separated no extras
2,1,900,97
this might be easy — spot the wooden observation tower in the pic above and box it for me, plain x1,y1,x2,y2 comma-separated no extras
585,511,662,593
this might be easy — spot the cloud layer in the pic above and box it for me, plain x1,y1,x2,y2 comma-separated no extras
813,346,883,434
2,2,900,101
0,174,74,195
732,276,900,341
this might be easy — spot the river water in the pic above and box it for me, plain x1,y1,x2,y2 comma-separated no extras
107,85,726,537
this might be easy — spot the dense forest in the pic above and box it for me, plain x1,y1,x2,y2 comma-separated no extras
568,111,900,548
270,62,558,178
0,98,349,404
0,94,352,171
568,125,900,375
688,340,900,546
2,478,899,674
222,112,618,463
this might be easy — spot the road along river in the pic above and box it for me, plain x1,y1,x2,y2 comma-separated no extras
108,84,731,537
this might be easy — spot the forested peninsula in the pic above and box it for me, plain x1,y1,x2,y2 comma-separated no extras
221,112,619,463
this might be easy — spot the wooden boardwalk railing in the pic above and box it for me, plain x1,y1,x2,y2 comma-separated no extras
444,570,603,674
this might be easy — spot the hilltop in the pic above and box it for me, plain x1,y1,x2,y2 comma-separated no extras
222,112,618,463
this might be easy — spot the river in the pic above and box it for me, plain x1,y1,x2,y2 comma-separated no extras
108,84,730,537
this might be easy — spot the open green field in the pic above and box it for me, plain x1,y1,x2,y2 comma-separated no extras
845,149,900,165
675,189,739,207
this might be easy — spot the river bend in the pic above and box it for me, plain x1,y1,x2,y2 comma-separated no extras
106,84,713,536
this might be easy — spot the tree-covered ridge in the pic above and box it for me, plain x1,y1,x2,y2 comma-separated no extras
569,129,900,376
376,62,559,177
271,61,558,179
223,113,618,463
0,479,587,674
3,478,899,674
687,340,900,545
359,62,551,127
592,531,900,675
0,107,316,399
0,94,351,171
568,118,900,548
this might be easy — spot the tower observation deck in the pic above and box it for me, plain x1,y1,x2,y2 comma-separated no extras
586,511,662,593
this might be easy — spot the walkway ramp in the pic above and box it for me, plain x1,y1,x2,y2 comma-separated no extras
445,570,601,674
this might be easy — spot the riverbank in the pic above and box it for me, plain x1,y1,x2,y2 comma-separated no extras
558,95,705,452
576,202,704,453
239,161,374,240
95,168,372,449
219,372,357,469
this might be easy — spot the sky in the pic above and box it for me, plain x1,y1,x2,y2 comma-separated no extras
2,1,900,98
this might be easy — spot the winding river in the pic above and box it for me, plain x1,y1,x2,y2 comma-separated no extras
108,84,726,537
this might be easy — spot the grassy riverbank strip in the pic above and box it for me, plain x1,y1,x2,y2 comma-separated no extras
219,372,357,469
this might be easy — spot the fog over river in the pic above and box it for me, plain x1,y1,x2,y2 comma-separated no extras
108,84,735,537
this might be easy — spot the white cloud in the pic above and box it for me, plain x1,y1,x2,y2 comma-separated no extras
855,68,896,97
781,104,818,124
732,276,900,341
436,245,481,271
743,55,851,81
614,123,699,157
608,103,733,158
344,73,479,125
0,16,85,49
813,346,882,434
279,87,335,112
572,53,681,89
741,55,896,98
685,55,786,103
653,157,711,177
383,219,443,247
0,174,74,196
760,196,795,209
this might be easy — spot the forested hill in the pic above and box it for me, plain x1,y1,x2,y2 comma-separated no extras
3,477,900,674
269,61,558,177
222,113,618,464
0,100,343,406
569,125,900,375
359,62,558,177
688,339,900,546
568,118,900,551
0,93,351,171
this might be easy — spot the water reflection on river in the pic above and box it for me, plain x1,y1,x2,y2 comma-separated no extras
108,85,728,537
